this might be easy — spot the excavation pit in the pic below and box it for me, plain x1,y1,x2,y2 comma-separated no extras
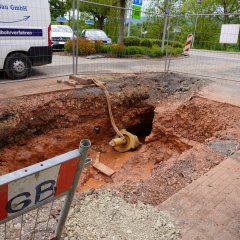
0,73,240,206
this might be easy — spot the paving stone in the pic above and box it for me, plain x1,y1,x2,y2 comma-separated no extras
159,150,240,239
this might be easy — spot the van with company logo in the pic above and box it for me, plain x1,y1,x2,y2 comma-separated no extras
0,0,52,79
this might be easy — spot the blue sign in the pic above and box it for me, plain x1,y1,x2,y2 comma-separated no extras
56,17,67,23
0,28,43,37
85,20,94,25
133,0,143,6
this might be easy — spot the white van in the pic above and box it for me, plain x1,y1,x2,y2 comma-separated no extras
0,0,52,79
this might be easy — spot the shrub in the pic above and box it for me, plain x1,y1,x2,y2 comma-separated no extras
170,47,183,56
124,36,141,46
126,46,144,55
140,38,153,48
150,39,162,46
65,40,73,52
139,47,152,56
168,41,184,48
65,39,96,55
94,40,104,53
77,39,96,55
98,44,112,54
111,44,126,57
148,45,163,57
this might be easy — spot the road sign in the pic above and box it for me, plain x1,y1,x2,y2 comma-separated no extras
220,24,240,44
132,5,142,20
56,17,67,23
85,20,94,25
133,0,143,6
0,140,91,224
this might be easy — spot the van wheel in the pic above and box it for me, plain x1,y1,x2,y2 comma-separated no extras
5,53,32,80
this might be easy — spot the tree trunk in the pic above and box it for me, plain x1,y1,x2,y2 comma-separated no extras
97,16,105,30
118,0,126,45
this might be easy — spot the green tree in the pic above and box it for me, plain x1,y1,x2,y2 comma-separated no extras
49,0,68,20
79,0,118,30
75,0,128,44
181,0,239,50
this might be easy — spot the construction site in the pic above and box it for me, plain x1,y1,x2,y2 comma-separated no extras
0,70,240,239
0,0,240,239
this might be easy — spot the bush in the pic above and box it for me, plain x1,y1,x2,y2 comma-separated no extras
65,39,96,55
126,46,144,55
65,40,73,52
111,44,126,57
170,47,183,56
78,39,96,55
124,36,141,46
140,39,153,48
150,39,162,46
168,41,184,48
148,45,163,57
98,44,112,53
94,40,104,53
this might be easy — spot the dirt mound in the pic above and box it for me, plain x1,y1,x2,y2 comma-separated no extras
148,96,240,143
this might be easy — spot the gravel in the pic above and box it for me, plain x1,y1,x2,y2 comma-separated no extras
63,190,181,240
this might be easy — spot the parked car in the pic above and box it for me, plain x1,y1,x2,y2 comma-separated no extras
51,25,74,50
81,29,112,44
0,0,52,79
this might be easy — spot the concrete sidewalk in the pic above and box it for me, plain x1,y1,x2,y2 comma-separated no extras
159,151,240,240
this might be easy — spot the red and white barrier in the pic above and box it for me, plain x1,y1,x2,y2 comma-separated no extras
0,157,79,221
183,33,193,56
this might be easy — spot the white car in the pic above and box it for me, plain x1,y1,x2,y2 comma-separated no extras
81,29,112,44
51,25,74,50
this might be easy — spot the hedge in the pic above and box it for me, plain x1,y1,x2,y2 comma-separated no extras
123,36,141,46
140,39,153,48
64,40,182,58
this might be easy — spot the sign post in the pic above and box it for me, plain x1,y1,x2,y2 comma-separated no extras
132,0,143,20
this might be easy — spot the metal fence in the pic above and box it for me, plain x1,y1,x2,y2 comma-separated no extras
0,139,91,240
165,13,240,82
0,0,239,83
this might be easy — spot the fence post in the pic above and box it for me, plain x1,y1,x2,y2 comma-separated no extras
72,0,75,75
127,1,133,37
167,17,180,72
192,15,199,48
75,0,80,75
161,1,170,54
55,139,91,239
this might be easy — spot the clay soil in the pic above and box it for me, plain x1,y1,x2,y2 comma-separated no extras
0,72,240,206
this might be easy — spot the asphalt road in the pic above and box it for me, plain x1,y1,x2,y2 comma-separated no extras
0,49,239,83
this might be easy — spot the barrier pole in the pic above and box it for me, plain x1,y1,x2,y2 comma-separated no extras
55,139,91,239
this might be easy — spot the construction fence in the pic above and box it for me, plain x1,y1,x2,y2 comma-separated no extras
0,0,239,83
